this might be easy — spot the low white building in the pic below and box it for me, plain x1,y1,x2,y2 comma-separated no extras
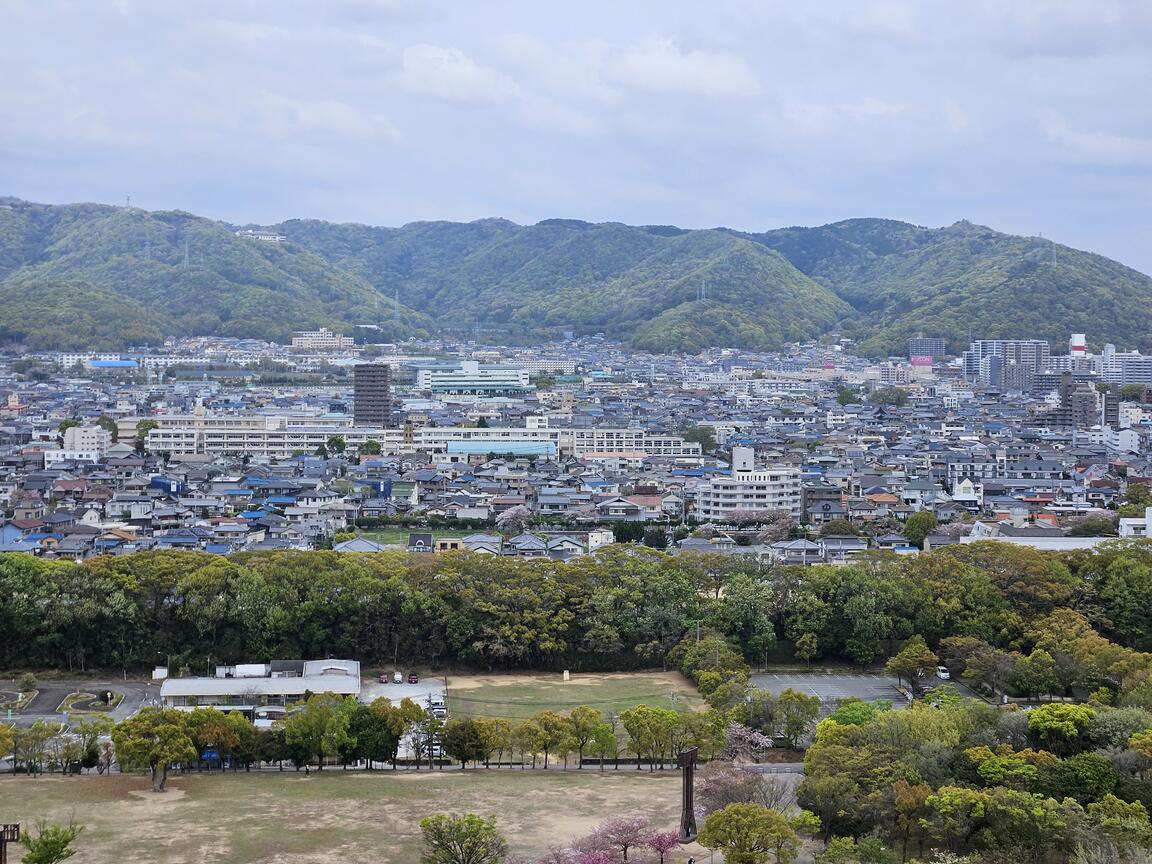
696,446,802,520
290,327,355,352
159,659,361,720
415,361,532,395
1120,506,1152,538
145,417,701,460
44,448,104,467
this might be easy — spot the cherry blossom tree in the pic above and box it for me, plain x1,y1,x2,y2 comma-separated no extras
496,504,533,535
647,830,681,864
723,721,774,763
575,816,653,862
536,848,576,864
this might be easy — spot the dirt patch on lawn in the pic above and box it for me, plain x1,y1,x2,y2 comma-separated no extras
447,671,698,693
128,788,187,803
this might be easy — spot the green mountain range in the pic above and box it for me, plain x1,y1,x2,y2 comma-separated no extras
2,197,1150,355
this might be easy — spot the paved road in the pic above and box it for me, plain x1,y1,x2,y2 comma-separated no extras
5,678,154,727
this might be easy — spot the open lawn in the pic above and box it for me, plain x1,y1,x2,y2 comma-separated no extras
0,769,694,864
447,671,704,721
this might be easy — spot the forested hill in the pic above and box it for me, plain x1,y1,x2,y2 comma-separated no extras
0,199,433,350
747,219,1152,356
276,216,851,353
2,196,1151,355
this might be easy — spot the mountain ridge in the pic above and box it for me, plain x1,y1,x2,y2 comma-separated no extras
1,196,1149,356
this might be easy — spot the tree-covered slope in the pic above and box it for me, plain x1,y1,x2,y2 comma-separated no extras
3,197,1151,355
748,219,1152,355
0,199,430,349
278,217,851,350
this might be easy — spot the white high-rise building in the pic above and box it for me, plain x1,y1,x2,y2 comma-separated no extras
1101,344,1152,386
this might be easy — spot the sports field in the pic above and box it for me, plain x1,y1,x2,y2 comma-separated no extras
355,527,475,546
446,671,704,721
0,769,692,864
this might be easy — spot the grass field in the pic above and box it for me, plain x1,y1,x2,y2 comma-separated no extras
1,769,692,864
356,527,476,546
446,671,704,721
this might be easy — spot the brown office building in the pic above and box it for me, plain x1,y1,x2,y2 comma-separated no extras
353,364,393,427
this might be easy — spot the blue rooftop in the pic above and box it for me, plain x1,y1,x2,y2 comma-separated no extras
89,360,138,368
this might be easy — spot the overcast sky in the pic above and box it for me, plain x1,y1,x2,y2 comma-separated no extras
3,0,1151,272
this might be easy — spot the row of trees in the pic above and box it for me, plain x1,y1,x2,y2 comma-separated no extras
4,540,1152,697
6,698,740,789
0,717,114,776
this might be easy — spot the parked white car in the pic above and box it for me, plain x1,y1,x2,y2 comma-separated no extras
936,666,951,680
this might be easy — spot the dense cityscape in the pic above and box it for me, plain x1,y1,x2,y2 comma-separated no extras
6,329,1152,561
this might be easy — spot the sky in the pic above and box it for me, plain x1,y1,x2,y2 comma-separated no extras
2,0,1151,272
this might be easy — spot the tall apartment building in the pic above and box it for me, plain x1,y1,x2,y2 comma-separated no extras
877,362,911,385
353,364,393,427
63,424,113,455
908,337,946,359
1036,372,1119,429
695,446,802,520
1100,344,1152,386
962,340,1051,388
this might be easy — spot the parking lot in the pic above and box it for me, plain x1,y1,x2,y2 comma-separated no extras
360,676,448,758
751,671,979,712
360,675,447,710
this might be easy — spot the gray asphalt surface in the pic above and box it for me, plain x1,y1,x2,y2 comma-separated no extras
360,677,447,708
750,672,907,702
5,678,153,727
750,671,980,708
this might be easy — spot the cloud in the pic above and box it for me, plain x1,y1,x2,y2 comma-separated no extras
1039,111,1152,165
778,97,906,136
398,43,520,105
609,37,760,97
259,93,399,140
